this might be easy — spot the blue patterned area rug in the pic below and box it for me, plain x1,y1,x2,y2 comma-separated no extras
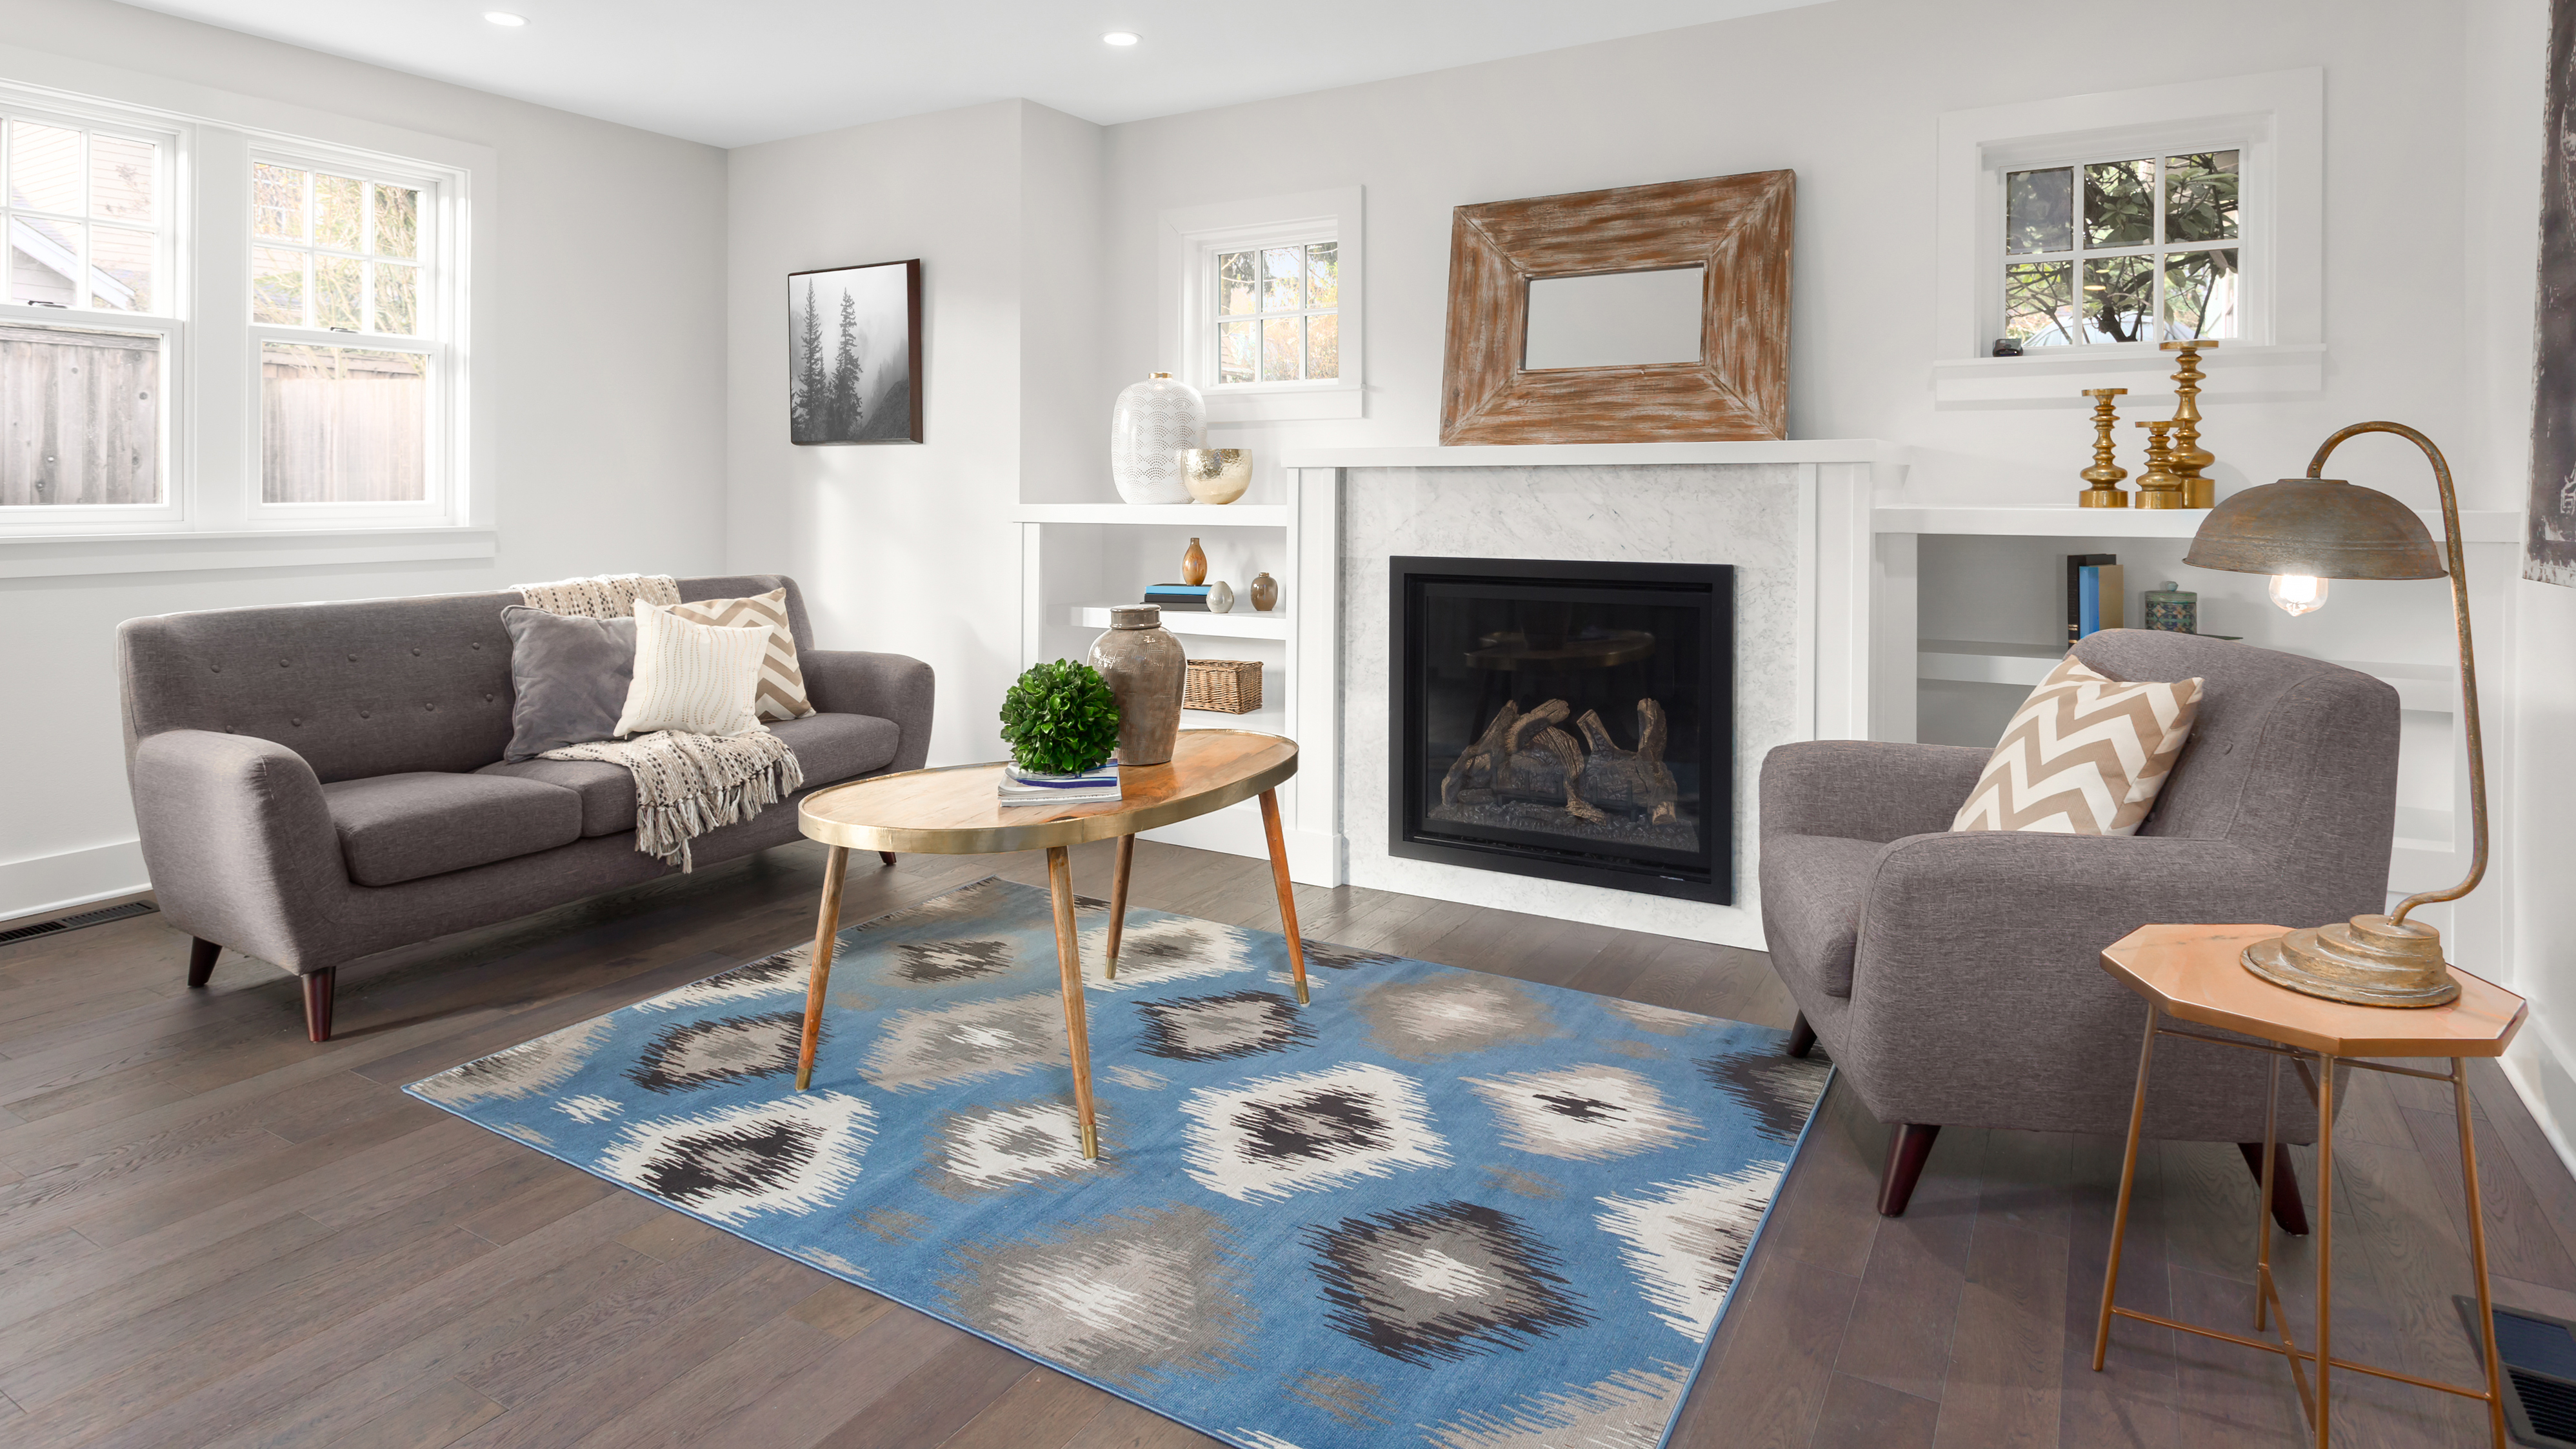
406,877,1829,1449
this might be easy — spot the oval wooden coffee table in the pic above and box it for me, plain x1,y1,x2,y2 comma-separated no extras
790,729,1306,1159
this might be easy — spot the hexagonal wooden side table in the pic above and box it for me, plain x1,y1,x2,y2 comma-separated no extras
2091,923,2528,1449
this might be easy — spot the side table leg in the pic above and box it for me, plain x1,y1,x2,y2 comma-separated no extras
2455,1057,2509,1448
1259,788,1309,1005
2257,1055,2281,1332
795,845,849,1092
1105,834,1134,981
2313,1053,2337,1449
1046,845,1101,1159
2094,1001,2162,1372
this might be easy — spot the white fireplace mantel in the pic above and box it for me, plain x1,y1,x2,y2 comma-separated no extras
1279,439,1904,470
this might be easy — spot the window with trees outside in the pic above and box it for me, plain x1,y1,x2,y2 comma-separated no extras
3,105,173,515
2,79,469,546
1213,238,1337,385
250,159,440,507
2002,150,2241,348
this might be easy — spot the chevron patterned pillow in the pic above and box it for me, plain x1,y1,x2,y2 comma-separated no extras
668,588,815,722
1950,654,2204,835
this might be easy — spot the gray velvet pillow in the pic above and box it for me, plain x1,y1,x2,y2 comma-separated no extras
501,606,637,761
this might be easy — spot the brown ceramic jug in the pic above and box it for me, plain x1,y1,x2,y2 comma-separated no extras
1086,605,1184,765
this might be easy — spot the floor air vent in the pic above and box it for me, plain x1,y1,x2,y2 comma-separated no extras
0,900,157,946
2459,1296,2576,1446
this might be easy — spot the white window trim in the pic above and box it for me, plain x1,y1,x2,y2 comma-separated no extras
1158,186,1363,423
0,55,494,574
1932,68,2323,408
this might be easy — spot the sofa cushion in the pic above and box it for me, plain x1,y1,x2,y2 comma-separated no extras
321,772,584,886
475,712,901,837
1760,832,1886,999
499,607,636,761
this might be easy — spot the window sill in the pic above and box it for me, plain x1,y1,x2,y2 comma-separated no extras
1930,341,2322,408
0,525,497,579
1205,383,1364,423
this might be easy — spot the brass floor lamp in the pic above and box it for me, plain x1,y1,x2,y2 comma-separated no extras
2182,421,2488,1007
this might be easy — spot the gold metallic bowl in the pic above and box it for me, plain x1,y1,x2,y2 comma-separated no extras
1181,448,1252,505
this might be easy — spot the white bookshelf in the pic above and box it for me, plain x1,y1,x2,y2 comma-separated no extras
1066,605,1288,641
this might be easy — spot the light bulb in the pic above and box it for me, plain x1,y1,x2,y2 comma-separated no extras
484,11,527,25
1102,30,1140,45
2269,574,2328,616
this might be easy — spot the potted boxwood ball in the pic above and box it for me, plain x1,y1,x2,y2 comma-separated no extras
998,659,1123,775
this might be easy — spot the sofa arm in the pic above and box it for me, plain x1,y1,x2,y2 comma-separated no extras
131,730,350,972
803,650,934,774
1759,741,1988,844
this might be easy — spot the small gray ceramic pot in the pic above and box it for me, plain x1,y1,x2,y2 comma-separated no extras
1087,605,1184,765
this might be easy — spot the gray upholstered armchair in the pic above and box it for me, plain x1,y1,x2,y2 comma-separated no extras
1758,630,2400,1224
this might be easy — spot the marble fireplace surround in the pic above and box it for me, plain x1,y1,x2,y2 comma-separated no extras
1281,443,1895,952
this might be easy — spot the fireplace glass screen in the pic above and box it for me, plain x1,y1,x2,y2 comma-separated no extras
1392,557,1733,903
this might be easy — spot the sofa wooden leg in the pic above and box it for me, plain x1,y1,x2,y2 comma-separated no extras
2237,1141,2310,1236
1786,1013,1815,1059
1878,1123,1941,1216
302,968,336,1043
879,852,897,866
187,937,220,988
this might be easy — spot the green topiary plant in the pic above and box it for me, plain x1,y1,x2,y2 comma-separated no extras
998,659,1122,775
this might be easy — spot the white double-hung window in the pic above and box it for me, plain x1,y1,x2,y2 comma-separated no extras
1,77,478,559
1160,187,1364,422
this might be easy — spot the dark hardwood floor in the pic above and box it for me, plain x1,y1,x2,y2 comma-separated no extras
0,839,2564,1447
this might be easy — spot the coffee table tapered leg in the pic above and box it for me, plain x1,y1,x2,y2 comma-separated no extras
1259,788,1308,1004
1105,834,1134,980
1045,845,1101,1159
795,845,849,1091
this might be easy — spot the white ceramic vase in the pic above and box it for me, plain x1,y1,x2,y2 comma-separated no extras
1110,372,1204,505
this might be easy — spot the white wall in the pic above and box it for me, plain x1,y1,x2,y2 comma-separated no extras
0,0,728,918
723,99,1103,768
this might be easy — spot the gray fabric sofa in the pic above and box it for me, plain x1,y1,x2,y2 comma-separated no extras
1759,629,2399,1225
117,574,932,1041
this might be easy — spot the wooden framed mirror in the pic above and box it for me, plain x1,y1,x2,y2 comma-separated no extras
1439,170,1794,445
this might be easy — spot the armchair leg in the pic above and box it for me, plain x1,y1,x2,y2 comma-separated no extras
301,968,336,1043
879,852,897,866
2237,1141,2310,1236
186,937,219,988
1785,1013,1815,1059
1877,1123,1942,1217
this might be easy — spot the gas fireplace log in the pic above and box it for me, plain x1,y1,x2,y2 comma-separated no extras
1442,702,1521,806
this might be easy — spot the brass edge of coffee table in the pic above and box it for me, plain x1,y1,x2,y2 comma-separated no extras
797,744,1298,855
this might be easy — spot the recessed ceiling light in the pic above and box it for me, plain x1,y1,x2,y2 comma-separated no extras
484,11,527,25
1102,31,1140,46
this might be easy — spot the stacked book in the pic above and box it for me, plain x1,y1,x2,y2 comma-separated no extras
1143,583,1210,612
2066,554,2124,642
997,761,1122,807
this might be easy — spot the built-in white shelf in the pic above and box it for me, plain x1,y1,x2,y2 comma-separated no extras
1014,503,1288,527
1877,505,2519,543
1068,604,1288,641
1917,638,2459,713
1280,439,1899,468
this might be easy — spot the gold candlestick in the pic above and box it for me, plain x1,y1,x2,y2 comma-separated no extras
2079,388,2130,508
2160,339,2219,508
2133,419,2185,508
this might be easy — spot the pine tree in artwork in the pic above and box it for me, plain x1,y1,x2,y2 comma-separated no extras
830,287,864,438
793,281,825,442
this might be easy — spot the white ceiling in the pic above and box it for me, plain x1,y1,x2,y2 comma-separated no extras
115,0,1835,149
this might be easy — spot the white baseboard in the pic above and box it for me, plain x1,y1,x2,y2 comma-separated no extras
0,839,148,921
2500,1012,2576,1184
1138,802,1344,886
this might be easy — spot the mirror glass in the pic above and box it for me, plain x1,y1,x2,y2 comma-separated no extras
1521,265,1705,370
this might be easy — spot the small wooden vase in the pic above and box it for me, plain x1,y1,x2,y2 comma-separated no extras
1249,572,1279,612
1181,537,1207,586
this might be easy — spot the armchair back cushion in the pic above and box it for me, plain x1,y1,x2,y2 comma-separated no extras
119,575,814,784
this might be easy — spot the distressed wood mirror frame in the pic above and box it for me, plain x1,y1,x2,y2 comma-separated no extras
1439,170,1795,445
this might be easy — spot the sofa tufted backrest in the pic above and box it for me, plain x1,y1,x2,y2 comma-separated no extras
118,575,809,784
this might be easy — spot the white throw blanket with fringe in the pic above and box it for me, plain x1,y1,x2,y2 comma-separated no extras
514,574,803,872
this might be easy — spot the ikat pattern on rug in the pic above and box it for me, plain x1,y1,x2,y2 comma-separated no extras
408,877,1829,1449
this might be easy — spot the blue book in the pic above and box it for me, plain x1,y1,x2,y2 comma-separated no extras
2079,566,2102,639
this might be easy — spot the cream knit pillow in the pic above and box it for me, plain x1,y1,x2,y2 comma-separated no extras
1950,654,2204,835
614,600,770,739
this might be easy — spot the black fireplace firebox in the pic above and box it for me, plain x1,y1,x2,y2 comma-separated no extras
1390,557,1733,904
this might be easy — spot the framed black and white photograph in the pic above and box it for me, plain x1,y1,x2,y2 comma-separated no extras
788,259,921,445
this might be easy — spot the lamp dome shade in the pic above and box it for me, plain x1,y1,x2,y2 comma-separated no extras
2182,478,2446,580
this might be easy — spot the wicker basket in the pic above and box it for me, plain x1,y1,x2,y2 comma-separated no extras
1182,658,1263,714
